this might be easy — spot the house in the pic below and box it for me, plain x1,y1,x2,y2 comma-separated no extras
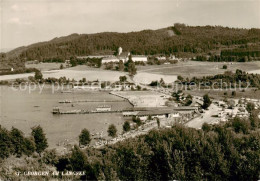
169,55,176,60
156,56,166,61
131,55,148,62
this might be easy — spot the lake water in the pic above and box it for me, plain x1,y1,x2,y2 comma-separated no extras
0,86,132,148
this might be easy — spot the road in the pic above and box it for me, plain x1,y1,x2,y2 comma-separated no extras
185,103,220,129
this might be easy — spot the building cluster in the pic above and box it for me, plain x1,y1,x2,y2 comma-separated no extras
101,47,148,64
77,47,148,64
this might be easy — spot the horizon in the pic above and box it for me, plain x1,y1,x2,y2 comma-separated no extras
1,0,260,50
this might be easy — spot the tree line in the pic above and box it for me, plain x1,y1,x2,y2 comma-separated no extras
50,112,260,180
1,111,259,180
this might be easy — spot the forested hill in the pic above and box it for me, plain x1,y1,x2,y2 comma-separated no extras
1,24,260,64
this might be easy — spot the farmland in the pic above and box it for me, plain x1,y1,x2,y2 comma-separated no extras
137,61,260,77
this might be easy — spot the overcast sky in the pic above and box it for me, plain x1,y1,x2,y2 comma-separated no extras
0,0,260,49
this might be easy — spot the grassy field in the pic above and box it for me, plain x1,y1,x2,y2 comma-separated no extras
137,61,260,77
184,88,260,100
0,65,127,82
25,62,65,71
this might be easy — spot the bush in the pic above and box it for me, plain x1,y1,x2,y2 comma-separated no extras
108,124,117,138
123,121,131,132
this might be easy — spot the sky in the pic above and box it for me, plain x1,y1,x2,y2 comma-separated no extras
0,0,260,50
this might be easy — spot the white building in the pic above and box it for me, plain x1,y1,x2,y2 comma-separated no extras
102,57,120,64
131,55,148,62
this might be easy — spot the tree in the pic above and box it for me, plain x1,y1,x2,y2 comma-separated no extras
202,94,211,109
31,125,48,156
10,127,26,157
246,102,255,113
118,60,124,71
79,128,91,147
108,124,117,138
202,123,211,132
156,118,160,128
177,75,184,81
34,70,43,80
119,76,127,82
223,65,227,69
60,64,64,69
128,61,137,76
132,116,142,127
70,145,88,171
23,137,35,156
123,121,131,132
231,91,236,97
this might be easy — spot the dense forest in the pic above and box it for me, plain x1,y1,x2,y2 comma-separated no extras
1,24,260,69
0,111,259,180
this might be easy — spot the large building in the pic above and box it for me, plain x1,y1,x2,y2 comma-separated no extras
101,56,120,64
101,47,148,64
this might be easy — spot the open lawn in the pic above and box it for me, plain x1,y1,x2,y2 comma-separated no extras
137,61,260,77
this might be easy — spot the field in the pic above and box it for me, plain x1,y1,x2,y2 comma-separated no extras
184,88,260,100
25,62,65,71
133,72,177,84
137,61,260,77
0,65,127,82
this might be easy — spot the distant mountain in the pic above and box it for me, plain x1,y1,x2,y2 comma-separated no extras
1,24,260,68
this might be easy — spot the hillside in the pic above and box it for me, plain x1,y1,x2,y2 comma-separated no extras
1,24,260,68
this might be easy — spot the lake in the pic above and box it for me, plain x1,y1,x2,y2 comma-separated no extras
0,85,132,148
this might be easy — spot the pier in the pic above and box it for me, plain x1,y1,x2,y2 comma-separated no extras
58,99,127,104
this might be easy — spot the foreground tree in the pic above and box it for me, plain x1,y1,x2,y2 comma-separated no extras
79,128,91,147
31,125,48,156
246,102,255,114
108,124,117,138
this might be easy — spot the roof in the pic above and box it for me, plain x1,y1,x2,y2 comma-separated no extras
137,109,178,116
172,106,198,110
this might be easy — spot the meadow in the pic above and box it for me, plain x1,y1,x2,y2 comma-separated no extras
137,61,260,77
